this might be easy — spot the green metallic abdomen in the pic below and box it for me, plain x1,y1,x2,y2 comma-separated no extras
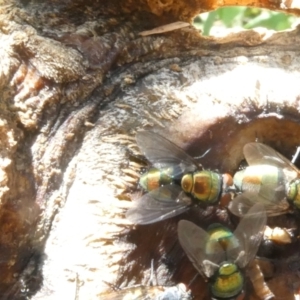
181,171,222,204
211,262,243,299
206,224,239,255
139,167,174,191
233,165,286,200
287,179,300,209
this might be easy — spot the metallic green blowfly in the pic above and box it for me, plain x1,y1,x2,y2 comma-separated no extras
178,203,266,299
229,142,300,217
126,131,233,224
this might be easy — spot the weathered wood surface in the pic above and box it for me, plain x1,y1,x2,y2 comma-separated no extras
1,0,300,299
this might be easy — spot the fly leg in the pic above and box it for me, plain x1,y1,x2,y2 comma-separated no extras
203,260,219,277
291,147,300,164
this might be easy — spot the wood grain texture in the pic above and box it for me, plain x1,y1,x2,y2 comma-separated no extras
0,1,300,299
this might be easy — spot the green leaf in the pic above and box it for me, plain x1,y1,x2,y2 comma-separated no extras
194,7,296,35
217,7,247,27
244,12,293,30
203,11,217,35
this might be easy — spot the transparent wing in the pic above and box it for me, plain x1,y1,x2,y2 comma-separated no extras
244,143,298,181
178,220,225,278
228,192,290,217
126,185,191,224
227,203,266,268
136,131,200,176
235,167,286,201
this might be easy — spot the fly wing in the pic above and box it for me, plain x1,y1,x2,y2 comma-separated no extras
228,192,290,217
244,143,298,181
227,203,266,268
136,131,200,176
126,185,191,224
178,220,225,278
235,167,286,200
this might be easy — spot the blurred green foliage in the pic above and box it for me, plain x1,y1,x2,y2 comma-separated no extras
194,7,298,36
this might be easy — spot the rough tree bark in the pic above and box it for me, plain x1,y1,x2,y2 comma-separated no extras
1,0,300,299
